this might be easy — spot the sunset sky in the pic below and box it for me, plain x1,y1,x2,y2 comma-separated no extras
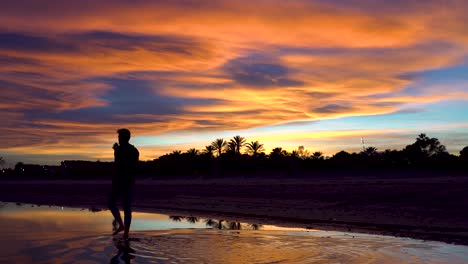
1,1,468,167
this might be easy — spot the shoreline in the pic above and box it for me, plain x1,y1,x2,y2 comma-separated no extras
1,177,468,245
4,200,468,246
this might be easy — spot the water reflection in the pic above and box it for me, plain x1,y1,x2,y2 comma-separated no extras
1,203,468,263
186,216,199,224
110,238,136,264
169,215,184,222
169,215,263,230
89,207,102,212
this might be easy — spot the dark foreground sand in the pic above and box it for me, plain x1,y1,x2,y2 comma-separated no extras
1,176,468,244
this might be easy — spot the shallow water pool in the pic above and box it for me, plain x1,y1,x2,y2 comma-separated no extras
0,202,467,263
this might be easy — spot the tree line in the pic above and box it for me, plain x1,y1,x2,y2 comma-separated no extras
2,133,468,179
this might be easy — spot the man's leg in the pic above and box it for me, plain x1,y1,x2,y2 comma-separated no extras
122,187,133,239
108,191,125,235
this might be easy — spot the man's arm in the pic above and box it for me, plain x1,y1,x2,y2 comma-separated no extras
134,148,139,163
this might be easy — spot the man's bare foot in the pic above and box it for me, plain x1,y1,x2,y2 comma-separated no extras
112,225,125,236
123,231,129,240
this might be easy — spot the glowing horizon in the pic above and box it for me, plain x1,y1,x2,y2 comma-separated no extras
1,1,468,167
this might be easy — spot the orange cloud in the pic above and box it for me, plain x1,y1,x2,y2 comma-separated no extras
1,1,467,163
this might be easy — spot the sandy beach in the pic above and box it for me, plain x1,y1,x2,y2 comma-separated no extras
1,176,468,245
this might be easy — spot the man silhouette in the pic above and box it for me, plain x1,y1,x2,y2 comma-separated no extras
108,128,139,240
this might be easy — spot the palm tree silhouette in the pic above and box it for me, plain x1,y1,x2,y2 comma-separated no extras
211,138,227,157
229,135,246,155
362,146,378,156
246,141,265,156
0,157,4,169
227,141,237,154
186,148,199,157
311,151,324,160
270,147,288,157
203,145,215,157
171,150,182,156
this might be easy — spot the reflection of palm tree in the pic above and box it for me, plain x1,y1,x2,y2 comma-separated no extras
186,216,199,223
211,138,227,157
228,221,242,230
205,219,224,229
169,216,185,222
217,220,224,229
204,219,262,230
229,135,246,155
246,141,265,156
249,224,262,230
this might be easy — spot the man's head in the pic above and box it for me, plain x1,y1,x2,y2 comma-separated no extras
117,128,131,144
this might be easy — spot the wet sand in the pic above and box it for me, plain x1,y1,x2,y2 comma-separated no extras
1,176,468,245
6,229,464,264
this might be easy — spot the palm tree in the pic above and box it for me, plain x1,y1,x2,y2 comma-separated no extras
186,148,199,156
170,150,182,156
211,138,227,157
203,145,215,157
246,141,265,156
311,151,324,160
227,140,237,154
362,147,378,156
270,147,288,157
229,135,246,155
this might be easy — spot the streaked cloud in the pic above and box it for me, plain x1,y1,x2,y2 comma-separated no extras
0,0,467,164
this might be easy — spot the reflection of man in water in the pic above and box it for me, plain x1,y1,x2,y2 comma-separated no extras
108,128,139,240
110,236,136,264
